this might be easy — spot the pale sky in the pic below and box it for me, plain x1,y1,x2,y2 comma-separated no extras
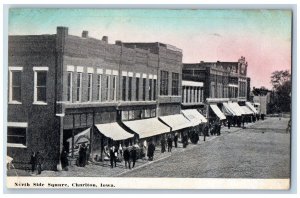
8,9,292,89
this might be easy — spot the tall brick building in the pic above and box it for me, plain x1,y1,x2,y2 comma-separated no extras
182,57,251,121
7,27,184,170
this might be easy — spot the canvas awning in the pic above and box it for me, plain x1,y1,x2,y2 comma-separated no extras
222,102,237,116
66,128,91,146
123,118,170,139
210,105,226,120
159,114,194,131
181,109,207,126
227,103,242,116
241,106,254,115
232,102,246,115
246,102,258,114
95,122,134,141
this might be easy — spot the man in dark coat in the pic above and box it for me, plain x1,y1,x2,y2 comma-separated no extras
167,135,173,152
61,150,69,170
182,133,188,148
30,151,37,173
130,146,137,168
216,122,221,136
110,145,118,168
174,133,178,148
78,143,87,167
160,137,166,153
123,147,131,169
227,117,231,129
147,142,155,161
36,152,43,175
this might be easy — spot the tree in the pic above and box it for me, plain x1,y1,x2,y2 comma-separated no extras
270,70,291,91
270,70,291,113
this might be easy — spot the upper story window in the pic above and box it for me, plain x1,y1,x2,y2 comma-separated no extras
112,75,117,101
9,67,23,104
122,76,127,101
33,67,48,104
76,72,82,102
97,74,102,101
105,75,111,101
128,76,132,101
148,79,152,101
142,78,147,100
153,79,157,100
136,77,140,101
172,72,179,96
87,73,93,101
67,72,73,102
160,70,169,95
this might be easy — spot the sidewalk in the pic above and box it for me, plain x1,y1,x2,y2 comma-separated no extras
9,120,259,177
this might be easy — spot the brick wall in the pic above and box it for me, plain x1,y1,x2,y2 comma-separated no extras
8,35,60,170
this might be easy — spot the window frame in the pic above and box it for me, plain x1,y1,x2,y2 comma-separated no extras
76,72,82,102
128,76,132,101
112,75,117,101
135,77,140,101
7,122,28,148
160,70,169,96
171,72,179,96
33,67,48,105
9,67,23,104
97,74,102,101
67,71,73,102
142,78,147,101
87,73,93,102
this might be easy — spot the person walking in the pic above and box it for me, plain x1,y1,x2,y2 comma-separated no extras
61,149,69,171
78,143,87,167
160,136,166,153
147,141,155,161
123,147,131,169
182,133,188,148
109,145,117,168
36,151,43,175
130,146,137,168
227,117,231,129
30,151,37,173
167,135,173,152
174,133,178,148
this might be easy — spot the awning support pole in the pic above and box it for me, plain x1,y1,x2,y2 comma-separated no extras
72,114,75,158
90,111,95,161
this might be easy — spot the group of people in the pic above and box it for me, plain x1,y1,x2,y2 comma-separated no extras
209,121,222,136
160,134,177,153
30,151,43,174
123,146,137,169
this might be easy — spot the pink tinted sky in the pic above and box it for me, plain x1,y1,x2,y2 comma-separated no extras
9,9,292,89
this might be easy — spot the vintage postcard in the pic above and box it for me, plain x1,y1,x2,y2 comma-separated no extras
5,8,292,190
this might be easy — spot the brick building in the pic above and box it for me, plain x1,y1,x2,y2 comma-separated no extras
182,57,252,122
7,27,185,170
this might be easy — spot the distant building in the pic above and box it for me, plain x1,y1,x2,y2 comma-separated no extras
183,57,251,122
251,87,272,114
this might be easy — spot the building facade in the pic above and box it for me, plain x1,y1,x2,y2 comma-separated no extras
7,27,183,170
182,57,251,121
